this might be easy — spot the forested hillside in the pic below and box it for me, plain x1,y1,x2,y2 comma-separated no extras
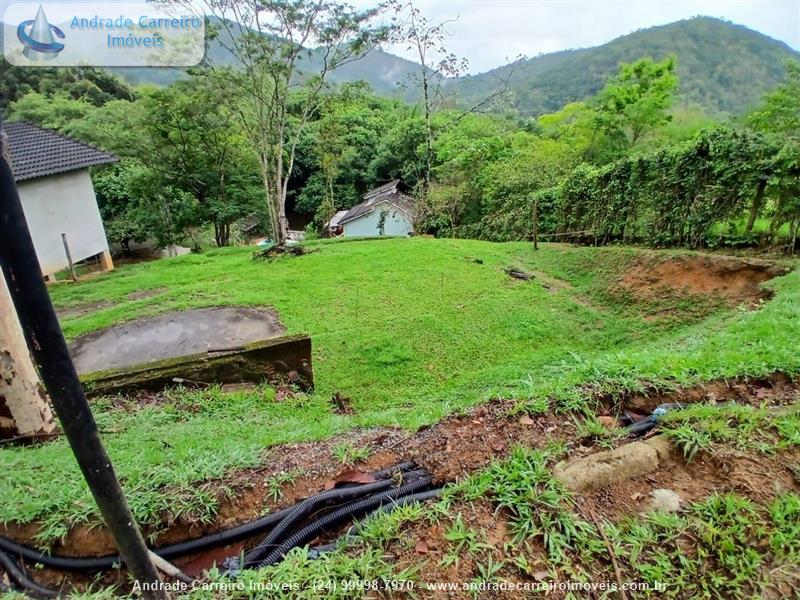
4,15,795,115
109,16,800,115
451,17,799,116
2,2,799,255
111,15,800,116
106,16,426,97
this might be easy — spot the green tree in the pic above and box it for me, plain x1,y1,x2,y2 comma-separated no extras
747,61,800,140
142,78,262,246
767,142,800,251
93,159,199,251
174,0,387,244
7,92,94,130
389,0,510,225
592,57,678,157
1,57,133,111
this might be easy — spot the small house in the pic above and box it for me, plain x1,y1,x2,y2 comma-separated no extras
324,210,349,236
5,122,117,280
339,180,414,237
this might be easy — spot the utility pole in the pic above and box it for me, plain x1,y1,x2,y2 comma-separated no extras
0,124,168,599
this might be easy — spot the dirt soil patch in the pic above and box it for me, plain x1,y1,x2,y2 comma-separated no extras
620,254,790,306
68,307,285,374
382,445,799,600
4,375,799,594
599,371,799,414
55,300,112,320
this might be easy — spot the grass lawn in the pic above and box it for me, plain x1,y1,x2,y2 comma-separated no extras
1,238,798,543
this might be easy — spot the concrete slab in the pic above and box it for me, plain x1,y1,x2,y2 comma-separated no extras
69,307,285,374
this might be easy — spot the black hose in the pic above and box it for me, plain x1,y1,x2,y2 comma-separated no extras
253,476,433,568
0,463,430,576
0,548,60,598
241,468,429,567
0,468,429,573
241,476,400,566
242,469,428,565
310,488,443,556
0,504,293,571
371,461,417,479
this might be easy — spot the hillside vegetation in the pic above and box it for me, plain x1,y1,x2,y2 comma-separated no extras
451,17,799,116
4,16,794,117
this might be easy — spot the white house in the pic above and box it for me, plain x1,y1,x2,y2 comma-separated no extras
324,210,349,236
5,122,117,279
339,180,414,237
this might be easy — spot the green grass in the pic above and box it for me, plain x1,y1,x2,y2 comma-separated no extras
1,238,798,543
662,402,800,459
331,442,371,466
608,492,800,598
297,445,800,600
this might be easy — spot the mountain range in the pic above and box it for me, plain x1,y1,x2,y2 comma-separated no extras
449,17,799,116
3,15,798,116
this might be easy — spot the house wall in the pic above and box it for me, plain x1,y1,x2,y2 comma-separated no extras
342,203,413,237
17,169,110,276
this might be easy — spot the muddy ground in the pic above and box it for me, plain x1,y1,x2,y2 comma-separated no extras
68,307,286,374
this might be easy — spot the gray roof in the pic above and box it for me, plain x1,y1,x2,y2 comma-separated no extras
327,210,349,228
4,121,117,182
363,179,401,199
339,181,414,225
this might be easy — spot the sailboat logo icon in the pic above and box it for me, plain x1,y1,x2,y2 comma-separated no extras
17,5,65,61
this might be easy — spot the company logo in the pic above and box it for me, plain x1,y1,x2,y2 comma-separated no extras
17,5,65,61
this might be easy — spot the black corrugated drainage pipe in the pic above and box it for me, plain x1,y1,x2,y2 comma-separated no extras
0,462,423,573
309,488,443,556
0,548,61,598
253,476,434,568
241,468,429,567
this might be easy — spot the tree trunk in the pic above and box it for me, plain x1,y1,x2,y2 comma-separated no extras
745,178,767,233
258,159,281,243
0,271,57,441
422,72,433,205
215,222,230,247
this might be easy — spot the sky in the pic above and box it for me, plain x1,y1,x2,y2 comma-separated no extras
2,0,798,74
370,0,800,74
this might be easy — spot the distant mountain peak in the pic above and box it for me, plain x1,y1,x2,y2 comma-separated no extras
449,15,799,116
5,13,792,116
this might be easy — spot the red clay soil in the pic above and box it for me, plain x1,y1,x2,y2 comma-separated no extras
598,371,799,413
0,401,575,591
619,254,790,307
383,444,800,600
2,375,798,594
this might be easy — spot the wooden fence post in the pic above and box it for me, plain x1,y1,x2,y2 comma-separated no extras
0,270,57,441
61,232,78,281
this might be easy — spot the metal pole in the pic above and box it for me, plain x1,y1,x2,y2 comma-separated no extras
532,197,539,251
61,233,77,282
0,137,167,599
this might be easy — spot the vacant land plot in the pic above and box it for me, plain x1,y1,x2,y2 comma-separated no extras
1,238,798,598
